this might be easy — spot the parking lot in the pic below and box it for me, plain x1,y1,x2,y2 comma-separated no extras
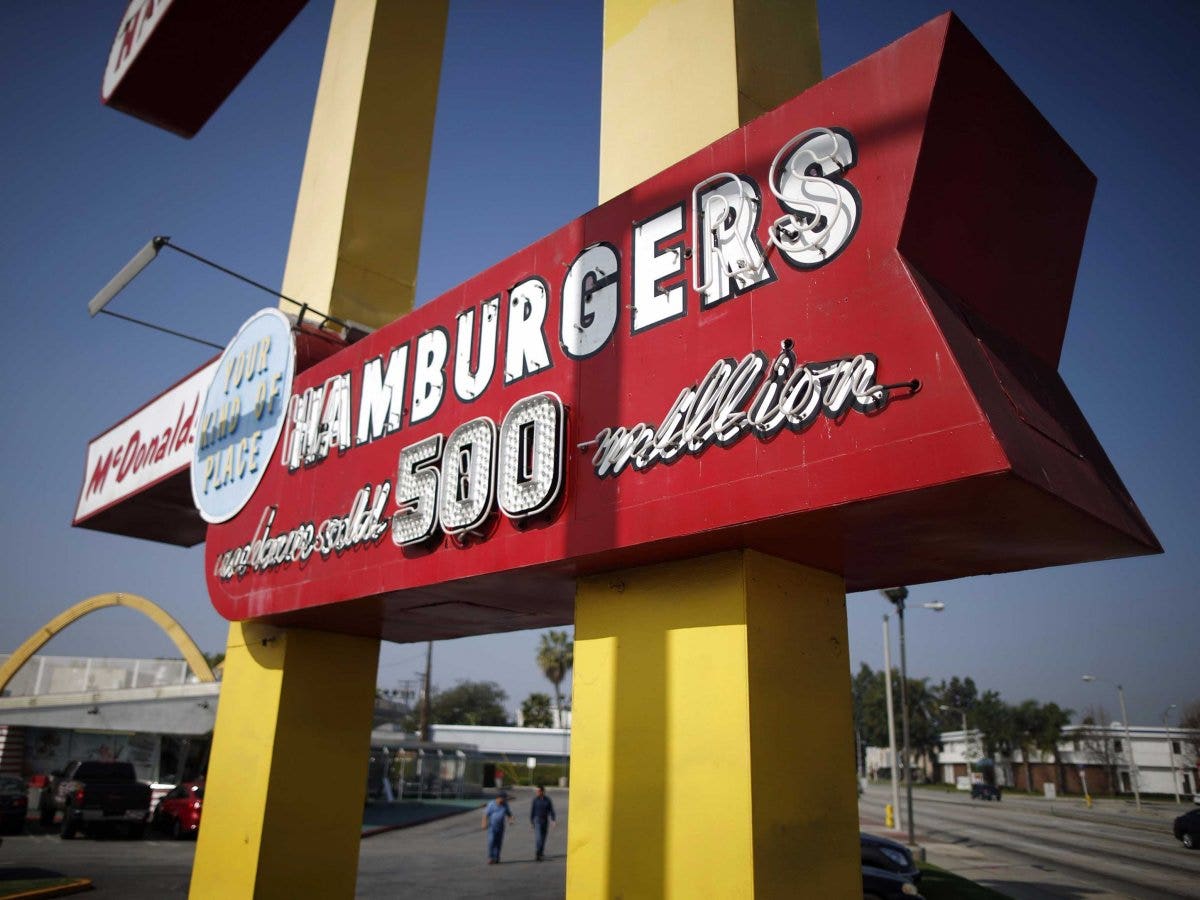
1,787,569,899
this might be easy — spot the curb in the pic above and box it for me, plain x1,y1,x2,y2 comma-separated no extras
0,878,93,900
361,803,483,838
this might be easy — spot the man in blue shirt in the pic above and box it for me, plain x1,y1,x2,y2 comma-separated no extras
529,785,557,861
481,790,514,864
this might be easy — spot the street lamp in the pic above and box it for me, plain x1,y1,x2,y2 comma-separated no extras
881,587,945,847
939,704,968,734
86,235,366,347
1163,703,1181,805
1081,674,1141,810
939,703,975,778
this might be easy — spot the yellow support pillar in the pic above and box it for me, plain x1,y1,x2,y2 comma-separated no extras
190,623,380,898
571,3,850,896
281,0,448,329
599,0,821,202
567,551,860,898
191,2,447,896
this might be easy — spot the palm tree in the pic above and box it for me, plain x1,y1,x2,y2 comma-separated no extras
537,630,573,727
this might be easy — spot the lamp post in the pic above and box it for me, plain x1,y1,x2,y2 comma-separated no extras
1082,675,1141,810
1163,704,1181,804
881,588,945,847
882,615,901,832
940,704,968,735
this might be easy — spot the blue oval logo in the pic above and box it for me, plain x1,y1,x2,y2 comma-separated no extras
191,308,295,523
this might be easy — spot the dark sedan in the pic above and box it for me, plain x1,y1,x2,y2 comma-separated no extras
1175,808,1200,850
0,776,27,834
970,782,1002,801
861,831,921,883
863,864,924,899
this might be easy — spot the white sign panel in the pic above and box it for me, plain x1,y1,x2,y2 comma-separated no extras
74,359,218,524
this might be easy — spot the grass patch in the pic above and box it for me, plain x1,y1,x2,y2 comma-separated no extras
917,862,1011,899
0,877,90,898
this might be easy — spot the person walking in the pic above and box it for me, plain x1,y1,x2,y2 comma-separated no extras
529,785,557,861
482,790,514,864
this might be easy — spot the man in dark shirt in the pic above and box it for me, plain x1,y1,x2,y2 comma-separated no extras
529,785,557,861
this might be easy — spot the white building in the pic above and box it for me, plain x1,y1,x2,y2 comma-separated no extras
935,722,1198,798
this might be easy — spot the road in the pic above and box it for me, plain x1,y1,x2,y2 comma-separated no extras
860,782,1200,899
4,785,1198,898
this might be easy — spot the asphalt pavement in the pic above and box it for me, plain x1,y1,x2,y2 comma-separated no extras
859,782,1200,900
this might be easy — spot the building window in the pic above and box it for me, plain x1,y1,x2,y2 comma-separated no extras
1184,773,1193,794
1121,771,1131,792
1113,739,1122,753
1172,740,1181,754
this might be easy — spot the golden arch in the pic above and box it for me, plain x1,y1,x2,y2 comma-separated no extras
0,592,215,696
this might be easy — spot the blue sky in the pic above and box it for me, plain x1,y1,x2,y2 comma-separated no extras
1,1,1196,725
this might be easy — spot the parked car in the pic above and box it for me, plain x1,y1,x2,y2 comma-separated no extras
1174,808,1200,850
970,782,1002,801
863,864,924,899
38,761,151,839
0,776,27,834
152,780,204,839
860,832,921,883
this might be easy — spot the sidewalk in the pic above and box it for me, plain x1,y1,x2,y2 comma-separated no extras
361,797,483,836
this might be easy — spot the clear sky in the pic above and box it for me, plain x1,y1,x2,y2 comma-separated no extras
1,1,1196,726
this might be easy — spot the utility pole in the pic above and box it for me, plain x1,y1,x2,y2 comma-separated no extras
1164,704,1181,804
884,587,916,846
418,640,433,743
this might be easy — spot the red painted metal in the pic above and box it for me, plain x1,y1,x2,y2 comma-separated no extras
101,0,307,139
73,324,348,546
202,15,1158,641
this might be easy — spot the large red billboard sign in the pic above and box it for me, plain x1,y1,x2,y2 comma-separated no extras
201,15,1156,642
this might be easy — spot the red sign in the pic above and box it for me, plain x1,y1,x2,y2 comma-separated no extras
205,15,1157,641
74,357,216,546
101,0,307,138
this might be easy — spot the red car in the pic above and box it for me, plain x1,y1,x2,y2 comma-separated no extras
152,780,204,839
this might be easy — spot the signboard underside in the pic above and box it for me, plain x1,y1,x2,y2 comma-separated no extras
194,14,1155,642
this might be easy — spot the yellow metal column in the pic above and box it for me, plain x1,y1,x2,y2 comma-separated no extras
599,0,821,202
281,0,448,329
190,623,379,898
568,552,860,897
569,5,856,896
190,2,447,897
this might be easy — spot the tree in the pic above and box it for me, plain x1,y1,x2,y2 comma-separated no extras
521,693,554,728
904,676,941,778
1180,699,1200,759
934,676,979,722
1013,699,1044,791
1077,705,1119,796
851,663,890,749
537,630,573,726
971,690,1015,784
430,680,511,726
1034,702,1073,792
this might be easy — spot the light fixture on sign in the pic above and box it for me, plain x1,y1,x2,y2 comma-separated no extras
498,393,565,519
767,128,859,267
439,417,498,535
691,172,764,296
86,235,371,344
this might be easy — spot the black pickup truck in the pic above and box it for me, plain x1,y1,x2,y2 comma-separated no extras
39,761,152,839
